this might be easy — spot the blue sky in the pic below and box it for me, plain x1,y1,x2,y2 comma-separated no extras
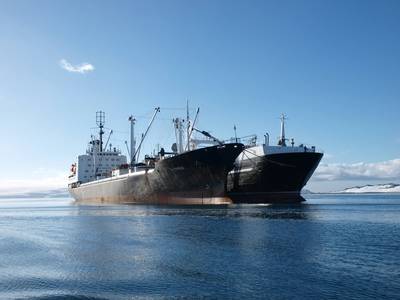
0,0,399,192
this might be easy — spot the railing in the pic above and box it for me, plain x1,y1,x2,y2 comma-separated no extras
224,134,257,146
265,145,323,154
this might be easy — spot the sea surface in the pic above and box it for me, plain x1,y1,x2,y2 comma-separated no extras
0,194,399,299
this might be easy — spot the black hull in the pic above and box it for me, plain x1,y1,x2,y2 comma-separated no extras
227,152,323,203
69,143,243,205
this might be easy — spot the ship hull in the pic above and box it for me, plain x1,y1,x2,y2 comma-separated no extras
69,143,243,205
227,152,323,203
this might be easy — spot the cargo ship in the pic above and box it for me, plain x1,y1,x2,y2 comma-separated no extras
226,114,323,203
68,108,243,205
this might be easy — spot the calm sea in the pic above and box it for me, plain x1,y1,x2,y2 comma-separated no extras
0,194,399,299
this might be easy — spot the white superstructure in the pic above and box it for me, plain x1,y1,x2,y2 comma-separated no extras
69,141,127,185
69,111,127,185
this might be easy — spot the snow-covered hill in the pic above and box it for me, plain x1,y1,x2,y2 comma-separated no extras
0,188,69,199
339,183,400,193
301,189,314,194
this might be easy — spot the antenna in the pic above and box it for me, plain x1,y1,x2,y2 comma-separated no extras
96,111,105,152
234,125,237,143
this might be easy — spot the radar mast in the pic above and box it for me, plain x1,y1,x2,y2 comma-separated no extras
96,111,105,152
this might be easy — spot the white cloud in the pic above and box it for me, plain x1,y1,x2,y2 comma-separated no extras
314,158,400,181
59,59,94,74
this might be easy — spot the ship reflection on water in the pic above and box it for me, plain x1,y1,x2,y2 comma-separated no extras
73,199,311,220
147,203,311,220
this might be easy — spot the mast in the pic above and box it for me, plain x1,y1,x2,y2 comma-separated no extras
96,111,105,152
278,113,287,146
174,118,184,154
128,115,136,165
90,135,97,175
186,100,190,152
